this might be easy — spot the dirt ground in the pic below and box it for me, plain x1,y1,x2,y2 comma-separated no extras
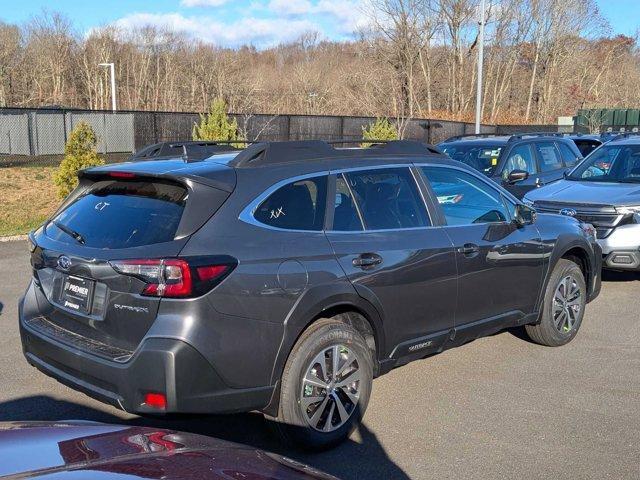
0,166,59,237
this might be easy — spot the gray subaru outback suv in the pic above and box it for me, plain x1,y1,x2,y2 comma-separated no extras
524,134,640,271
20,140,601,449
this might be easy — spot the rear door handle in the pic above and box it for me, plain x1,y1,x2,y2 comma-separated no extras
457,243,480,256
353,253,383,269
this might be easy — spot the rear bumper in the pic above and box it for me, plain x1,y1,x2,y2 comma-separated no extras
19,298,274,415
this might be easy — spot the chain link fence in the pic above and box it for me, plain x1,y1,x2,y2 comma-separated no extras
0,107,558,167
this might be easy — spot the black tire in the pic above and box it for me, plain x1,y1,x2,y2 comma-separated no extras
270,317,373,450
526,258,587,347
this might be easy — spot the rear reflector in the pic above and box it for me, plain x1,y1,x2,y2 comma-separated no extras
144,392,167,410
110,258,234,298
196,265,228,281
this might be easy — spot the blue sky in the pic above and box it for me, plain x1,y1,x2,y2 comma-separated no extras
0,0,637,48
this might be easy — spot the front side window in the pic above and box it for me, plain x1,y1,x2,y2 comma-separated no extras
535,142,563,172
502,144,537,180
422,166,510,226
343,168,429,230
254,176,327,230
569,144,640,183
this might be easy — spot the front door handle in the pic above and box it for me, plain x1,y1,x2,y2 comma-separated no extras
457,243,480,256
353,253,383,269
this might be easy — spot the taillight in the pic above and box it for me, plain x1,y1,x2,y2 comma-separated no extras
110,258,234,298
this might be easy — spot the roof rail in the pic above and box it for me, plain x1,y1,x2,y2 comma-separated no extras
168,140,249,147
232,139,442,167
608,131,640,142
441,133,507,143
507,132,563,141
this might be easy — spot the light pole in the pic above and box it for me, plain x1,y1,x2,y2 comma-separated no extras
98,63,117,112
474,0,485,134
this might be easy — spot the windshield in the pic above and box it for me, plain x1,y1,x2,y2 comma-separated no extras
569,144,640,183
440,143,503,176
45,180,187,249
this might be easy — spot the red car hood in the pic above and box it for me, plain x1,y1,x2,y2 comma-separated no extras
0,422,337,480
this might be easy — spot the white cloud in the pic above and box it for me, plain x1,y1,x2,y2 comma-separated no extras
180,0,229,6
314,0,370,33
264,0,371,34
112,12,319,48
108,0,372,49
268,0,312,16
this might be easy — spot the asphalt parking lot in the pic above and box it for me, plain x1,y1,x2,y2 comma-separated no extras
0,239,638,479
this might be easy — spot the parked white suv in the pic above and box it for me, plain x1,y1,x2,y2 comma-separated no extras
524,134,640,270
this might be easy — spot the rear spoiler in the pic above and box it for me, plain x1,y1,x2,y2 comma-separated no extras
79,164,236,193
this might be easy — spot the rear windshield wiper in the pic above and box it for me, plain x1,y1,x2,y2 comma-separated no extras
52,221,86,245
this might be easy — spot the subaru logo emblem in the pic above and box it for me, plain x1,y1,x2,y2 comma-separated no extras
560,208,577,217
57,255,71,271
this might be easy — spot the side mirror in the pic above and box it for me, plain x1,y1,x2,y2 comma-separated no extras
507,169,529,184
513,204,536,226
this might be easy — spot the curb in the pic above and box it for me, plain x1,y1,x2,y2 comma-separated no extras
0,234,28,243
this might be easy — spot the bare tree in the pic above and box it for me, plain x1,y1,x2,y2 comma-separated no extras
1,4,636,126
0,22,21,107
365,0,438,136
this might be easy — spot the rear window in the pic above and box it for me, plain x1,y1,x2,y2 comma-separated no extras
440,143,503,176
46,180,187,249
573,139,601,157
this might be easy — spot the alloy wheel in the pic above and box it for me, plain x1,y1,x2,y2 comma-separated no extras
300,344,361,432
553,275,582,333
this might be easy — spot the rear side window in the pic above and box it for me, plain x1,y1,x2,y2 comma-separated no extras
422,166,509,226
254,176,327,231
535,142,563,172
332,174,364,231
556,141,580,166
344,168,429,230
46,180,187,249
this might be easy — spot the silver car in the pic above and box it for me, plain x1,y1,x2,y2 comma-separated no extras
524,134,640,270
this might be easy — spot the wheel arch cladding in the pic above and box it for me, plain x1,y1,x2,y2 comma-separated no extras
561,246,591,283
269,286,386,387
538,238,593,314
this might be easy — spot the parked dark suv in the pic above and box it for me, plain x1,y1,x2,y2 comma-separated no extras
438,133,583,198
19,140,601,449
128,141,240,162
